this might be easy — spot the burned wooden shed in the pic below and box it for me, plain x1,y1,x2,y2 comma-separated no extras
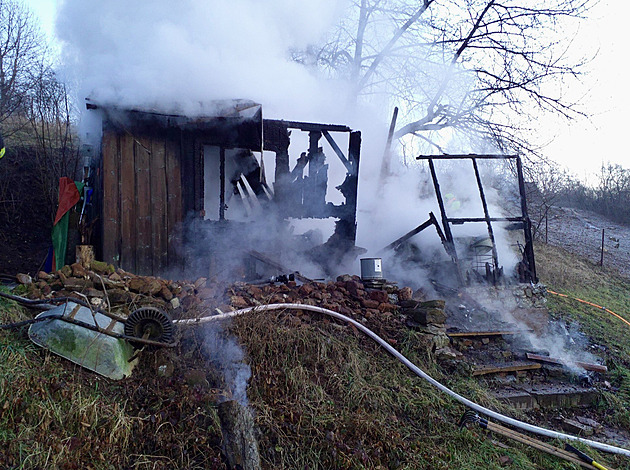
87,100,361,278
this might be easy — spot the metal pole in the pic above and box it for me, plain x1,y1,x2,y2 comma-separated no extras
600,229,605,266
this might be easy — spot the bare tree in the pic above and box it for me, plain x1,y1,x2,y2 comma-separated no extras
0,0,80,220
595,163,630,223
524,160,570,239
297,0,590,154
25,60,81,213
0,0,45,134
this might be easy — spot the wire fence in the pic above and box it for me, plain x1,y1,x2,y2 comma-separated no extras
540,206,630,277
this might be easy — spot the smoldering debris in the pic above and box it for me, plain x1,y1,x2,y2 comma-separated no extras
218,400,261,470
445,283,605,378
202,323,252,406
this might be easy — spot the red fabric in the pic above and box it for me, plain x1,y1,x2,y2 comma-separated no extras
53,177,81,225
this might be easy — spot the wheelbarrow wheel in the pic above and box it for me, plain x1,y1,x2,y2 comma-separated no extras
125,307,175,349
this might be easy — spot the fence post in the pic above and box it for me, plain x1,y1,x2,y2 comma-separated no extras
600,228,605,266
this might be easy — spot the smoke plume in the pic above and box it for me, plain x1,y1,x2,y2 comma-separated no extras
57,0,346,120
202,323,252,406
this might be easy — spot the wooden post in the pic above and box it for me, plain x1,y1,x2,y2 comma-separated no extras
219,147,226,220
379,107,398,184
471,157,500,275
218,400,261,470
515,156,537,283
600,228,605,266
428,159,464,284
545,213,548,244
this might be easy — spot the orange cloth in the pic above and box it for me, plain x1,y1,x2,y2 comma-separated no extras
53,177,81,225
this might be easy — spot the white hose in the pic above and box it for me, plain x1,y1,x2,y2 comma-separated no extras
175,303,630,457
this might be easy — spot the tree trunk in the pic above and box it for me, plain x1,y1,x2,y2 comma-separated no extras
217,400,261,470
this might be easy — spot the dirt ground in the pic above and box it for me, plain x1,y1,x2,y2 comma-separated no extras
543,205,630,278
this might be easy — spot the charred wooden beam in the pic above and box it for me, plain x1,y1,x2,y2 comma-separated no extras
516,156,537,282
525,353,607,373
344,130,362,244
267,119,351,133
379,212,441,254
447,330,532,337
305,131,328,216
447,217,524,224
248,250,313,283
379,107,398,181
417,154,518,160
471,158,500,273
322,130,352,173
219,147,226,220
218,400,261,470
428,159,464,284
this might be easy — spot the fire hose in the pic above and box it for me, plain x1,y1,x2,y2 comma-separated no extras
175,303,630,457
460,410,609,469
547,290,630,328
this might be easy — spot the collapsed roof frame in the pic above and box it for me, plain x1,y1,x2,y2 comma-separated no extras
264,119,361,246
416,154,537,284
84,99,362,277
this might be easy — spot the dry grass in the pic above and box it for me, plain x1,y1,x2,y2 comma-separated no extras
536,241,630,449
230,308,577,469
2,274,629,469
0,294,226,469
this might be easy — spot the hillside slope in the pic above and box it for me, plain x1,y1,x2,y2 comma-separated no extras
1,244,630,469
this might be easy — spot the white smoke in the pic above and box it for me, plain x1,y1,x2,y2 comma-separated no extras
56,0,524,287
355,154,522,290
202,323,252,406
57,0,347,120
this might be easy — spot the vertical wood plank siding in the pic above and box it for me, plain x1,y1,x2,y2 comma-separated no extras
135,136,153,274
101,130,183,275
166,136,183,270
102,132,120,265
120,134,137,272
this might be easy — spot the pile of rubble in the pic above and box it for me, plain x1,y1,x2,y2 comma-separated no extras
217,275,422,339
16,261,221,317
15,262,457,353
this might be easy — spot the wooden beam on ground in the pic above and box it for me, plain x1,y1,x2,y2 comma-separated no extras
472,361,542,376
447,330,532,337
526,353,608,373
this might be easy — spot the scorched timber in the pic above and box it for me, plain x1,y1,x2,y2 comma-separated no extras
447,330,533,338
472,361,542,377
526,353,608,373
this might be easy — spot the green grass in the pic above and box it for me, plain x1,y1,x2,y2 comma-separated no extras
536,242,630,441
231,309,598,469
2,247,630,469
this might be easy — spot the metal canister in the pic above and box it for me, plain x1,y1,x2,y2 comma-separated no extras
360,258,383,280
